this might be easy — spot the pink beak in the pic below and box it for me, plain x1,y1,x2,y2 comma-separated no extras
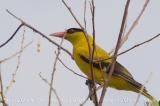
50,31,66,38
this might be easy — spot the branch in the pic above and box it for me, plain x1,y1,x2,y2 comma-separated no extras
99,1,131,106
2,42,31,94
39,73,62,106
48,38,64,106
121,0,150,47
62,0,84,29
0,24,23,48
80,85,103,106
4,27,26,94
83,0,87,30
109,0,150,54
88,0,99,105
96,33,160,62
119,33,160,55
0,42,32,64
5,10,73,59
0,64,8,106
58,57,87,79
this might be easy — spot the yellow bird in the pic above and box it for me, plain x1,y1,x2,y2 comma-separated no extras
51,28,155,101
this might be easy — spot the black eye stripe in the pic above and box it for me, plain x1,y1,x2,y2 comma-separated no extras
67,28,83,34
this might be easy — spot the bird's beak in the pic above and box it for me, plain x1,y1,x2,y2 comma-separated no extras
50,31,66,38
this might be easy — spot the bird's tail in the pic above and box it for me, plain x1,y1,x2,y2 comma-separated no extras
130,79,159,105
141,90,160,106
141,90,154,101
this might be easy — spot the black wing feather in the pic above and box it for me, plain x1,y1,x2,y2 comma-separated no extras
79,54,147,92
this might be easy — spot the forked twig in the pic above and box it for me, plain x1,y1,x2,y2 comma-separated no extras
4,26,26,94
58,57,87,79
121,0,150,47
39,73,62,106
80,85,103,106
96,33,160,63
110,0,150,54
62,0,84,29
48,38,64,106
5,10,73,59
99,1,131,106
0,42,32,64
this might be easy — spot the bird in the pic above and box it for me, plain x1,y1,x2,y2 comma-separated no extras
50,28,156,101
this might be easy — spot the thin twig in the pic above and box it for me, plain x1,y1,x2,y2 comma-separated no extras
6,9,24,22
0,42,32,64
62,0,84,29
89,2,93,14
98,1,131,106
109,15,128,55
96,33,160,63
39,73,62,106
118,33,160,56
4,26,26,94
58,57,87,79
121,0,150,47
80,85,103,106
0,24,23,48
0,64,8,106
6,10,73,59
48,38,64,106
84,0,87,30
89,0,98,105
134,72,152,106
109,0,150,54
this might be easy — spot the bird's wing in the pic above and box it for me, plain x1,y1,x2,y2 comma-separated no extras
78,52,145,90
76,46,133,79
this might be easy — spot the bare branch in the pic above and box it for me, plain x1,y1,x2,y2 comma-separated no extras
83,0,87,30
96,33,160,63
88,0,98,105
118,33,160,56
80,85,103,106
0,24,23,48
99,1,131,106
121,0,150,47
110,0,150,54
39,73,62,106
58,57,87,79
0,64,8,106
62,0,84,29
0,42,32,64
4,27,26,94
6,10,73,59
48,38,64,106
6,9,24,22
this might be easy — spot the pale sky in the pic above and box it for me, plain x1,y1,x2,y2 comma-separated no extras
0,0,160,106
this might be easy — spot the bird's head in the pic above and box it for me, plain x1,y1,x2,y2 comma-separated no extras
50,28,86,45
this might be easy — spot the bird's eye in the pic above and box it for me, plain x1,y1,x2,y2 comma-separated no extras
67,28,83,34
67,29,75,34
